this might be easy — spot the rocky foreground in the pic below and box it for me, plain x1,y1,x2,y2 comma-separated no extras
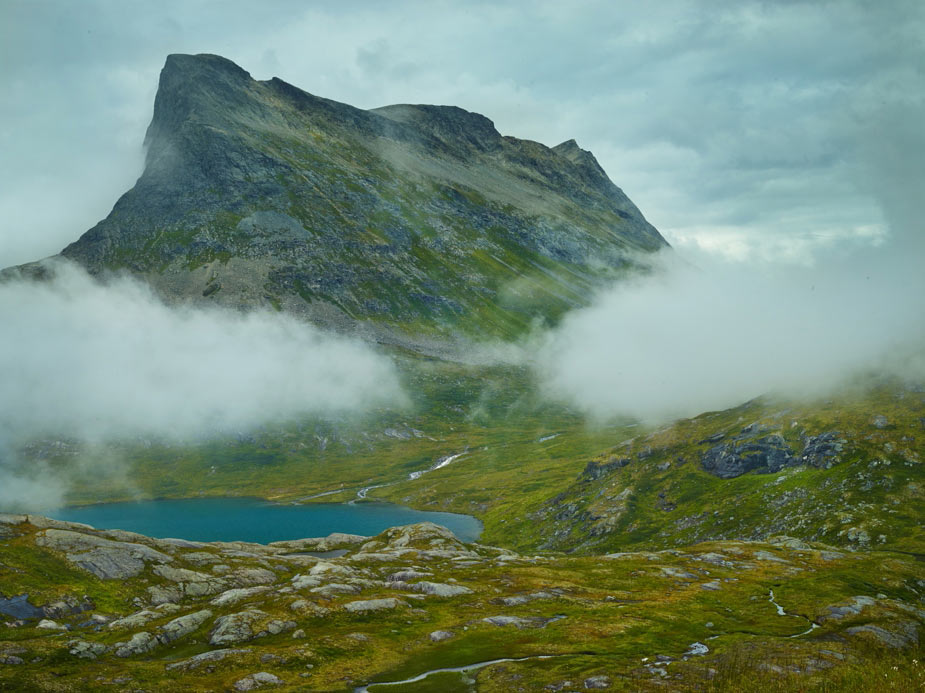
1,514,922,691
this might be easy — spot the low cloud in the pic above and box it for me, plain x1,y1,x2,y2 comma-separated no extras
535,245,925,424
0,261,406,510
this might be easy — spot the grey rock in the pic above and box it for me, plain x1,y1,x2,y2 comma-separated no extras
265,619,296,635
768,536,811,550
158,609,212,644
824,596,877,621
660,566,697,580
291,574,323,590
846,621,918,649
701,434,795,478
308,561,355,578
695,552,734,567
153,564,226,596
429,630,454,642
67,640,108,659
499,591,557,606
115,631,159,657
35,529,172,579
233,567,277,586
147,584,182,605
872,415,889,429
289,599,330,617
108,609,160,630
166,648,251,671
234,672,283,691
582,457,632,481
386,570,432,582
685,642,709,656
753,551,790,563
482,614,561,629
211,586,271,607
408,581,473,597
343,598,405,613
310,582,361,597
210,610,268,646
584,675,611,689
800,432,846,468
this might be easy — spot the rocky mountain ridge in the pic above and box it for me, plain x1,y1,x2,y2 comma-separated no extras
13,53,666,350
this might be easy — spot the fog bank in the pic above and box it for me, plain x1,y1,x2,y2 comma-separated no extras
0,262,406,510
536,247,924,423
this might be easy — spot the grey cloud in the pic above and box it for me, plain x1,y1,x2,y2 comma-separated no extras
0,261,406,510
4,1,922,265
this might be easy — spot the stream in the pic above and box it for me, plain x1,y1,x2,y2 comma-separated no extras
354,655,560,692
352,450,469,502
768,589,820,638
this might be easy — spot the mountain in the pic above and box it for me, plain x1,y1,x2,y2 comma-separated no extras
34,53,666,347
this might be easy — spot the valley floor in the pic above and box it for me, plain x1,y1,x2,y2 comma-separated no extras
0,515,922,692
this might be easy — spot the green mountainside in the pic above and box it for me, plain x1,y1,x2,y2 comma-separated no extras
50,53,665,346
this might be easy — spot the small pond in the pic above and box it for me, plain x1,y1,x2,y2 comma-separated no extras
50,497,482,544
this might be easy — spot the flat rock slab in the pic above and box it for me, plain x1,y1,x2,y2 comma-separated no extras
166,648,251,671
36,529,173,579
343,598,406,614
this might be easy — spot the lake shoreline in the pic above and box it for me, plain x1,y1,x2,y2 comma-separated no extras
44,496,483,544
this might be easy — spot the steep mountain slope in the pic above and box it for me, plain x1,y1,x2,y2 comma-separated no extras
41,53,666,346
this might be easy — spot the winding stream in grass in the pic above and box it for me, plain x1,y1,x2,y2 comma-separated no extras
768,589,821,638
354,655,561,692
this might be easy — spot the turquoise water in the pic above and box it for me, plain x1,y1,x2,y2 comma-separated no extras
51,497,482,543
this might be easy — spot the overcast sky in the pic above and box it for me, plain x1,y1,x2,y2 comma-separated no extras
1,0,922,268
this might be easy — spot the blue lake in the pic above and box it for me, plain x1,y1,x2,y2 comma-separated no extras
51,497,482,544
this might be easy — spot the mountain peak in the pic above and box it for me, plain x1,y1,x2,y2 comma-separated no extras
163,53,253,79
145,54,257,149
55,53,666,349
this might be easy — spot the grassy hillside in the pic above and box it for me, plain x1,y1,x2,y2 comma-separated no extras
1,516,922,692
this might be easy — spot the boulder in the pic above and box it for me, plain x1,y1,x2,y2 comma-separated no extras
310,583,361,597
386,570,432,582
210,587,271,607
701,434,795,479
409,581,473,597
233,568,277,586
36,529,172,579
108,610,160,630
153,564,227,596
343,598,405,614
67,639,108,659
233,672,283,691
115,631,159,657
158,609,212,644
482,615,558,629
166,648,251,671
846,621,918,649
210,610,268,646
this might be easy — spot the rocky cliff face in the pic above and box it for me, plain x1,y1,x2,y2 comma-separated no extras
49,54,665,347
